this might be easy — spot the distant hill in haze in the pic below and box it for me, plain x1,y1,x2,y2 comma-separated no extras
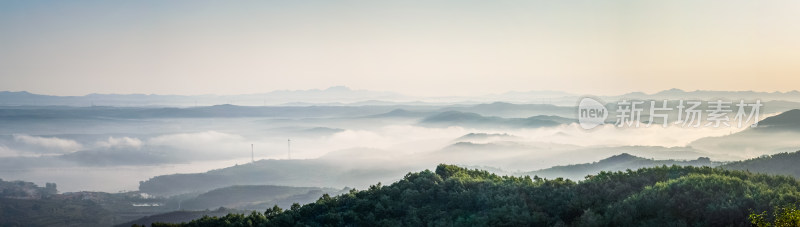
4,88,798,107
180,185,345,211
689,109,800,158
612,89,800,102
116,207,244,227
454,133,519,142
0,105,437,119
137,159,417,197
524,153,719,180
0,102,578,120
420,111,573,129
720,151,800,177
522,150,800,181
0,87,408,107
754,109,800,131
365,109,431,118
441,102,575,118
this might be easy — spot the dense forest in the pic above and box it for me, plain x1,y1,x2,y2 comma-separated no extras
141,164,800,226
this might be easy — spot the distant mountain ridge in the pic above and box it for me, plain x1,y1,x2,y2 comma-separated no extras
454,133,519,142
3,88,799,107
755,109,800,131
420,111,573,129
688,109,800,158
180,185,345,211
613,88,800,101
137,159,416,197
524,150,800,181
524,153,719,180
0,87,407,106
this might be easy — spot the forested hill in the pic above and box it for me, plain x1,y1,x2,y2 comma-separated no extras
721,151,800,177
520,150,800,181
148,164,800,226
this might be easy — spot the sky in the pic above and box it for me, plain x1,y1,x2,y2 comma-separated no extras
1,0,799,97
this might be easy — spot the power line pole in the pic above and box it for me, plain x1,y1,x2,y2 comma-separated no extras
251,144,254,163
287,139,291,160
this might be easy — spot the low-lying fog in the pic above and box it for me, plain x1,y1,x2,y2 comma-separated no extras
0,105,795,192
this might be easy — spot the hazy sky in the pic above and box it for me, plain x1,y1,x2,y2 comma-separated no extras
1,0,799,96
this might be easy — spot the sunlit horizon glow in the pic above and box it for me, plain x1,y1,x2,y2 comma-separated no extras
1,1,799,97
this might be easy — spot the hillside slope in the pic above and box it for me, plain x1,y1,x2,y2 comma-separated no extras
138,159,415,196
689,109,800,158
181,185,345,211
117,208,244,227
721,151,800,177
157,164,800,226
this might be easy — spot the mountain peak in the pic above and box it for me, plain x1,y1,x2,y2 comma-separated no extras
603,153,641,162
324,86,351,92
655,88,686,95
0,91,35,96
